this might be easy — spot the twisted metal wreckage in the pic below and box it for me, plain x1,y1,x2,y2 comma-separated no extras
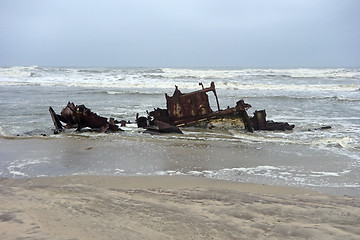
49,82,295,134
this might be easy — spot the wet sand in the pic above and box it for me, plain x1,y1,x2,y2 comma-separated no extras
1,175,359,240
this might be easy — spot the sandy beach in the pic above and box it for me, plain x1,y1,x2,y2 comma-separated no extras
1,175,359,240
1,1,360,239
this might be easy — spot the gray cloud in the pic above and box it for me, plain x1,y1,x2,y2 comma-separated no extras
1,0,359,67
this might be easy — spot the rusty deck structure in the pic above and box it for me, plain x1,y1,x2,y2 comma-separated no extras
149,82,254,132
146,82,294,132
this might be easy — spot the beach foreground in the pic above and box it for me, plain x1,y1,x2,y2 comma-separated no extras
1,176,359,240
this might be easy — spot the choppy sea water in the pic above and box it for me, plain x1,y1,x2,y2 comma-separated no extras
0,66,359,197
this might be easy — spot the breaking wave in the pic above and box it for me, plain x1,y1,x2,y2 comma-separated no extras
0,66,40,78
1,67,359,87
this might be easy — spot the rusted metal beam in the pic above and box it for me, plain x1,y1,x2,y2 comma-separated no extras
49,107,63,134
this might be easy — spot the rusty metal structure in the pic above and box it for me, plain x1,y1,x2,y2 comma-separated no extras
49,82,294,134
166,82,219,125
49,102,121,133
149,82,254,132
148,82,294,132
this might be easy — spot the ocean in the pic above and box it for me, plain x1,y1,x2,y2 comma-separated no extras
0,66,359,197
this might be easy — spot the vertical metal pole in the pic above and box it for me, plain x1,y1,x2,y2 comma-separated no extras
210,82,220,111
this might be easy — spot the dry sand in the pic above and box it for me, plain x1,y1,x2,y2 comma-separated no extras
0,175,359,240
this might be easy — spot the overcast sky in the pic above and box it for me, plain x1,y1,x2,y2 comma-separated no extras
0,0,359,68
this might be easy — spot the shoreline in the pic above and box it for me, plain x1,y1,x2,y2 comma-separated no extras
1,175,359,239
1,137,359,199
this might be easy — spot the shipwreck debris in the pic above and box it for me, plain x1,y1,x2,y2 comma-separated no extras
49,102,122,134
251,110,295,131
49,106,64,134
136,113,183,134
49,82,295,135
308,126,332,131
147,82,254,132
138,82,294,132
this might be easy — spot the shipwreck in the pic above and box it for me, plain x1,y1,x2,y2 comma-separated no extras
137,82,294,133
49,102,122,133
49,82,294,134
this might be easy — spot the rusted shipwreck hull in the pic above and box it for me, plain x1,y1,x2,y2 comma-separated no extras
49,82,294,134
145,82,294,132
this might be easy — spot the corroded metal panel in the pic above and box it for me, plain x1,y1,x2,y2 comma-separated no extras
166,82,221,124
